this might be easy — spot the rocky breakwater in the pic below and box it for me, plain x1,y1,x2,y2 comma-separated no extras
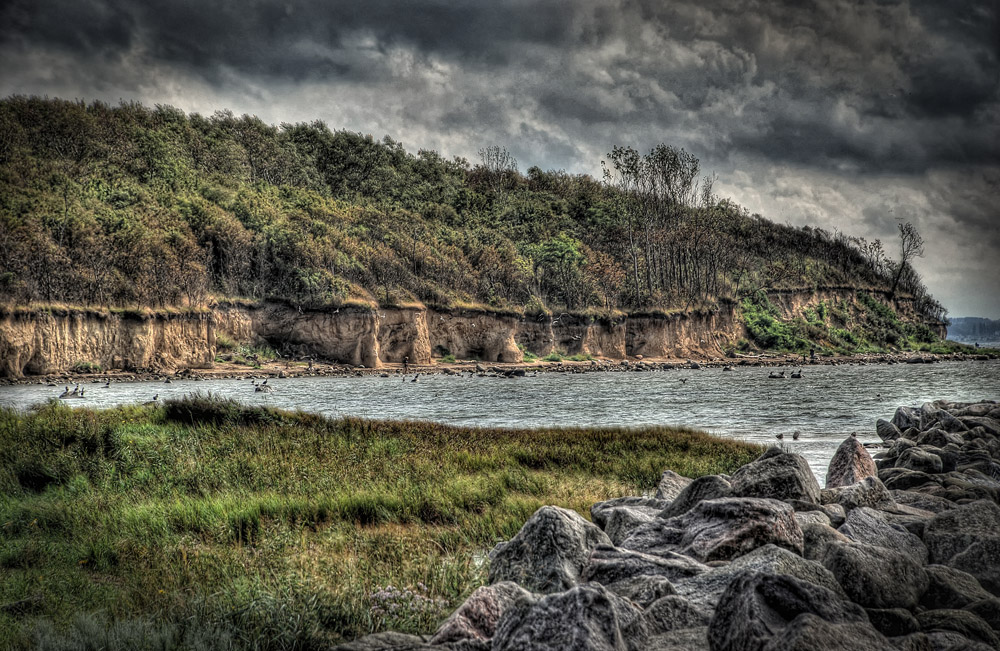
338,400,1000,651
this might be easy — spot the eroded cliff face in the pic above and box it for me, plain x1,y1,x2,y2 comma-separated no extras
0,311,215,377
0,289,945,377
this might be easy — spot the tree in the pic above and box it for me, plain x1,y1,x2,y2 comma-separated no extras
889,222,924,300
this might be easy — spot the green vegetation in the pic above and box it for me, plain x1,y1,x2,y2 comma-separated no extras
0,395,763,649
70,361,102,374
0,97,945,333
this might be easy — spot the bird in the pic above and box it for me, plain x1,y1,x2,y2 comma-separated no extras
411,373,420,382
103,380,110,388
791,370,802,379
59,385,70,398
261,378,268,385
850,432,858,438
792,431,801,440
775,433,784,440
164,379,172,384
679,378,687,384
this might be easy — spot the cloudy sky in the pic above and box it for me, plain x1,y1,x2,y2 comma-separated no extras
2,0,998,317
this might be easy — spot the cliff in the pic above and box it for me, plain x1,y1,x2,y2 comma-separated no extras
0,289,947,377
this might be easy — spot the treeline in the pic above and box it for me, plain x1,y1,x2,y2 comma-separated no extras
0,96,946,323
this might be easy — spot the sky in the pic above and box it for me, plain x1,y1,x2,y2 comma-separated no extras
1,0,998,318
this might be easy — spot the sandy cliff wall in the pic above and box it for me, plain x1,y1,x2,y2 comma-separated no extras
0,289,944,377
0,311,215,377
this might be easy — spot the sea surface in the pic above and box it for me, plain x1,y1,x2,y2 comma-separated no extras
3,360,998,485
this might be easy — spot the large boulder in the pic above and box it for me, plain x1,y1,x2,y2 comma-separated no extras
864,608,920,637
491,583,648,651
592,497,670,546
826,437,878,489
729,448,821,504
923,499,1000,595
488,505,611,593
429,581,533,648
822,541,929,609
964,597,1000,633
821,476,896,511
876,418,902,443
920,565,993,610
659,475,733,519
583,545,708,586
706,571,889,651
837,507,928,565
915,609,1000,649
655,470,693,502
642,595,709,635
800,522,852,563
622,497,803,563
891,406,920,431
895,447,943,474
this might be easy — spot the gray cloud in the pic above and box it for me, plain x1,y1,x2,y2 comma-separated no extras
1,0,998,316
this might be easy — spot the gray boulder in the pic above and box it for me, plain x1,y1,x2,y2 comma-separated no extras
895,447,943,474
643,595,709,635
647,627,708,651
622,497,803,563
822,541,929,609
429,581,533,648
729,448,821,504
964,597,1000,632
660,475,733,519
583,545,709,586
604,575,676,608
592,497,670,546
706,571,884,651
864,608,920,637
826,437,879,489
915,609,1000,649
491,583,648,651
921,565,993,610
923,499,1000,595
800,522,852,563
892,406,920,431
837,507,928,565
793,511,831,528
821,476,897,511
876,418,903,443
656,470,694,502
761,614,896,651
488,505,612,593
889,490,955,514
879,469,937,492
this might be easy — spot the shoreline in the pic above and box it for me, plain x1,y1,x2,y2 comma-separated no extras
2,350,995,387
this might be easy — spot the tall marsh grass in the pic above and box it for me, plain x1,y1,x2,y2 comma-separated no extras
0,395,763,649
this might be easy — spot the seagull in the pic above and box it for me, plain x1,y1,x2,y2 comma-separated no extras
679,378,687,384
792,431,800,440
411,373,420,382
775,433,784,440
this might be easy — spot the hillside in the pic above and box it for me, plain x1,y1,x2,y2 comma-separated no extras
0,97,949,359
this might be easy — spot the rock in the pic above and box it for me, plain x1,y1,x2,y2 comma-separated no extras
605,575,676,608
429,581,533,648
729,448,821,504
892,406,920,431
659,475,733,519
964,598,1000,632
915,609,1000,648
647,627,708,651
895,447,943,474
821,476,897,511
762,614,897,651
921,565,992,610
837,507,928,565
592,497,670,545
333,631,438,650
864,608,919,637
800,522,852,563
889,490,955,514
487,505,612,593
583,545,709,586
826,437,879,489
793,511,831,528
822,541,929,609
923,500,1000,595
491,583,648,651
622,497,803,563
923,631,995,651
885,438,916,461
706,571,884,651
887,633,932,651
876,418,903,443
642,595,709,635
655,470,693,502
880,469,937,491
959,416,1000,436
915,428,963,449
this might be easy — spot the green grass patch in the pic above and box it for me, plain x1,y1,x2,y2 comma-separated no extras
70,361,102,374
0,395,762,649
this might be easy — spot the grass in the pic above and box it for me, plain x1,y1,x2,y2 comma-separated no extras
0,394,763,649
70,361,102,374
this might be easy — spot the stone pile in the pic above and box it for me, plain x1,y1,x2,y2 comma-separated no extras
338,400,1000,651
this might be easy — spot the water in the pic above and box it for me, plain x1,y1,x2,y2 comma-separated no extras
3,360,998,484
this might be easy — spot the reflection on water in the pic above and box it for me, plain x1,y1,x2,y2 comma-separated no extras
3,360,998,484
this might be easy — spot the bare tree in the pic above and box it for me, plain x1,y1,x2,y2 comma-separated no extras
889,221,925,299
478,145,518,207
